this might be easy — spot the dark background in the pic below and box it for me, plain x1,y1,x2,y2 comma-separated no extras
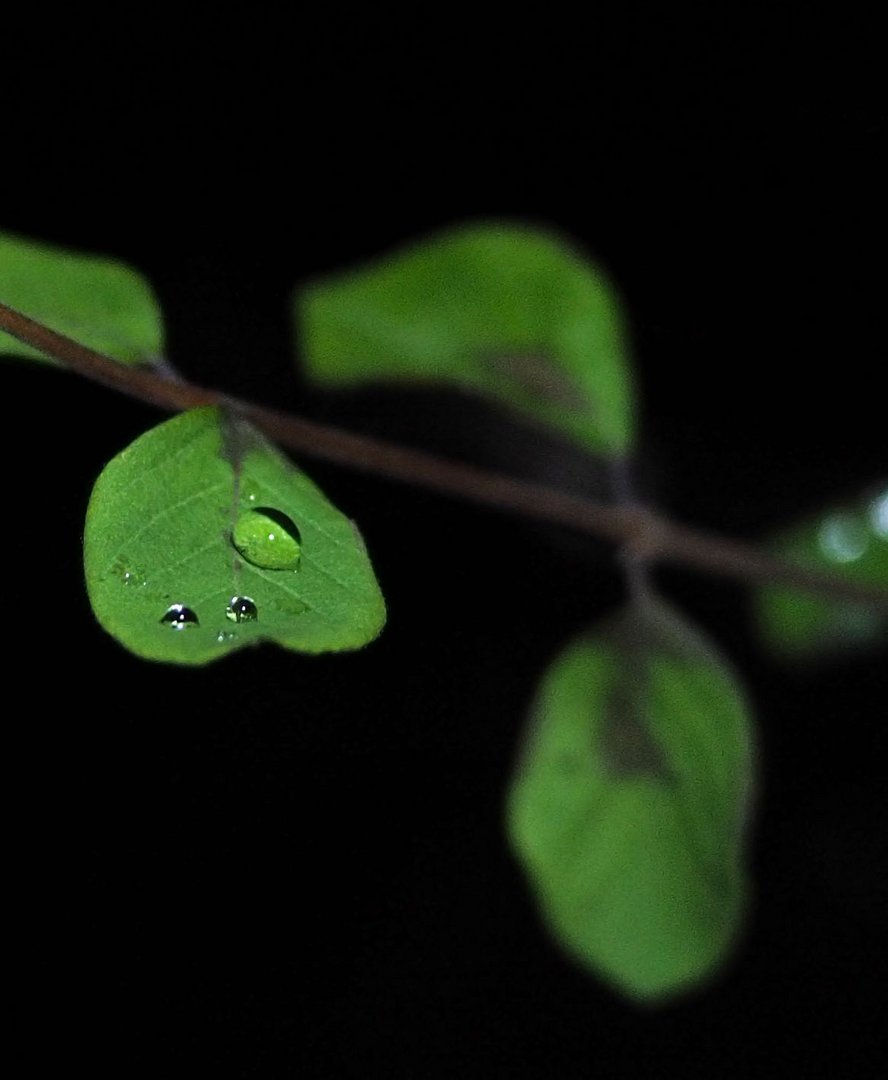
4,10,885,1077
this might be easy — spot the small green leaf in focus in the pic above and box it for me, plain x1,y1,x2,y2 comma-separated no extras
507,599,754,1002
295,221,636,455
755,483,888,659
84,407,386,665
0,231,163,366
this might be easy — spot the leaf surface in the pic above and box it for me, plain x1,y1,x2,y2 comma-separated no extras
755,483,888,658
507,600,754,1001
84,407,386,664
0,231,162,366
296,221,636,455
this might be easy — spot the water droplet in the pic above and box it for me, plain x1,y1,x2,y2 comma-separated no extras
231,507,302,570
216,629,237,644
226,596,258,623
869,489,888,540
818,513,869,563
160,604,199,629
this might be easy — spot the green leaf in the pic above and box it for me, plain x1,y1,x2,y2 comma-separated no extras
84,406,386,665
296,221,636,455
754,483,888,659
0,231,163,366
507,599,754,1002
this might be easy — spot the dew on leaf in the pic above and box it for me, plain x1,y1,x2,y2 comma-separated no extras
225,596,258,623
160,604,199,629
231,507,302,570
216,629,237,644
818,512,868,563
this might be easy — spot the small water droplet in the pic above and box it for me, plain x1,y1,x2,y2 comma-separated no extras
160,604,200,629
226,596,258,623
216,629,237,644
231,507,302,570
869,489,888,540
818,513,869,563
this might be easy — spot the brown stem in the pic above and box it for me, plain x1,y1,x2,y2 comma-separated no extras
2,300,886,608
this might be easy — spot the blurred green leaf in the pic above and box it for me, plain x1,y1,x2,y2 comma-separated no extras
507,599,754,1001
755,483,888,659
296,221,636,455
84,407,386,665
0,231,162,365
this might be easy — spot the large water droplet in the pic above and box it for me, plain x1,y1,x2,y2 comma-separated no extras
818,513,869,563
231,507,302,570
160,604,199,629
226,596,258,623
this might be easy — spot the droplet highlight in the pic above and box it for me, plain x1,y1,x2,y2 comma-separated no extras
231,507,302,570
160,604,199,629
226,596,258,623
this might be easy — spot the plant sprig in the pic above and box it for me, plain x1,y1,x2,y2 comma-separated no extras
2,297,885,609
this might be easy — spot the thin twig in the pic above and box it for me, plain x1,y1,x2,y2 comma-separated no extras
2,299,886,608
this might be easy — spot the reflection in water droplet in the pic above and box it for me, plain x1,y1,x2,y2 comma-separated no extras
231,507,302,570
160,604,199,629
818,513,869,563
226,596,258,623
870,489,888,540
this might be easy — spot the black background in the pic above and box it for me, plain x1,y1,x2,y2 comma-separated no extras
4,10,885,1077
